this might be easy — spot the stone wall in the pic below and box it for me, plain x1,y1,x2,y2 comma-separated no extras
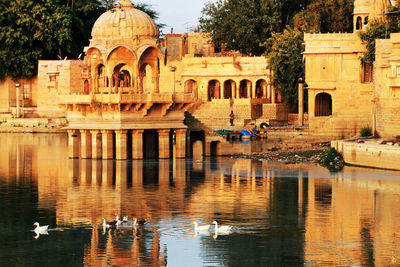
37,60,85,118
304,33,374,137
261,103,288,125
332,139,400,170
374,34,400,138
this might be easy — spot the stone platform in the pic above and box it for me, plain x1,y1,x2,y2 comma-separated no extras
332,138,400,171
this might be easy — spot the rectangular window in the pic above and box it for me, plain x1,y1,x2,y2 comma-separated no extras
23,84,30,99
361,62,373,83
396,66,400,77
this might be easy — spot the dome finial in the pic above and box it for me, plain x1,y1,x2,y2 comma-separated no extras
119,0,133,7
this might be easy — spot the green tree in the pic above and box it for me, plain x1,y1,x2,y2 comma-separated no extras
0,0,164,80
61,0,106,59
199,0,281,56
293,0,353,33
359,2,400,63
0,0,72,80
265,28,304,109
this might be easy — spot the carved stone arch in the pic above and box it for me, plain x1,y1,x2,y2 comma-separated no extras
315,92,332,117
106,45,137,62
255,79,267,99
106,46,137,93
184,79,198,99
86,46,107,62
239,79,252,98
223,79,236,99
137,45,164,64
138,46,163,93
207,79,221,101
356,16,363,30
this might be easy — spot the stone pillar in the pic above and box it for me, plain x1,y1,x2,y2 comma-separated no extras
298,82,304,126
219,82,222,99
231,80,236,99
68,130,80,158
158,129,170,159
101,130,114,160
16,84,20,118
251,81,256,99
175,129,187,158
263,83,267,99
155,73,160,93
132,130,144,159
271,86,276,104
247,82,251,98
115,130,128,160
91,130,102,159
80,130,92,159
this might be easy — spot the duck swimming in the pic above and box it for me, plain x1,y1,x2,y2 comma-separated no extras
212,221,232,233
33,222,49,232
192,221,210,232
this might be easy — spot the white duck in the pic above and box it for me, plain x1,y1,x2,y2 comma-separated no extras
212,221,232,233
33,222,49,232
192,221,210,232
103,216,121,229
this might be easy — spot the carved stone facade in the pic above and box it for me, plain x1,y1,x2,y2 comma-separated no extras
0,1,279,159
304,0,395,138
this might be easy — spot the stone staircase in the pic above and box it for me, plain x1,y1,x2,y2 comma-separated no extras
190,101,232,130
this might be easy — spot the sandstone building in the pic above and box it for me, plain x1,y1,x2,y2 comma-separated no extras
0,0,281,159
304,0,396,138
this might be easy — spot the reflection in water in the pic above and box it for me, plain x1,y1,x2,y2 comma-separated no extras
0,134,400,266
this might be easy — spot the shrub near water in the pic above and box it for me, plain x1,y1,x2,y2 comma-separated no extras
360,126,372,137
318,148,344,172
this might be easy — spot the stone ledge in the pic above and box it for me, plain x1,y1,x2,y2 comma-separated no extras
332,138,400,171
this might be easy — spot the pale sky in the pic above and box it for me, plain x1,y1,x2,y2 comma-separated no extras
136,0,215,34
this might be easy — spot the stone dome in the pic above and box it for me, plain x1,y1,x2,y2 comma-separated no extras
91,0,159,41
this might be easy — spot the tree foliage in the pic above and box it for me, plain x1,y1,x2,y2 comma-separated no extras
61,0,106,59
265,28,304,108
0,0,163,80
199,0,281,56
294,0,353,33
0,0,72,80
359,2,400,63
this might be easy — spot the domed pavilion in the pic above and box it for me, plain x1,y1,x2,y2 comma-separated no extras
60,0,193,160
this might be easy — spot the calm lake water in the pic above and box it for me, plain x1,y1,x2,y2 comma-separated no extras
1,133,400,266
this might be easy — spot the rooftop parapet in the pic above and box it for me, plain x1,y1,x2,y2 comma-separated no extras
304,32,359,41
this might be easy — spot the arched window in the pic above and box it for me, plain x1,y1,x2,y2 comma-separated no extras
84,80,89,94
139,63,154,93
208,80,220,101
364,16,368,25
315,93,332,117
118,70,131,87
255,79,267,98
184,79,196,94
97,64,106,88
356,16,362,30
223,80,235,99
239,80,251,98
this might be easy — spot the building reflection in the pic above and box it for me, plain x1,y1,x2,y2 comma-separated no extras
0,133,400,265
